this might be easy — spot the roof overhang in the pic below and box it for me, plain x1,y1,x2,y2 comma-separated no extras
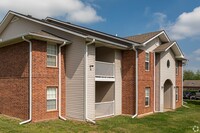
0,32,71,48
45,17,140,47
154,41,185,60
86,36,129,50
0,11,87,38
136,31,170,47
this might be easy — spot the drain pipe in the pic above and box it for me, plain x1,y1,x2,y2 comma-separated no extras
20,36,32,125
132,46,138,118
181,62,189,108
154,52,156,112
85,39,96,124
58,42,67,120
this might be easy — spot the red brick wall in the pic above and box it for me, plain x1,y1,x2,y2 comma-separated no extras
122,50,136,115
31,40,66,122
138,50,154,115
0,42,29,120
176,61,182,108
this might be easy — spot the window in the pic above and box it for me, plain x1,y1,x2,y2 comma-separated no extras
145,52,150,71
47,87,57,111
47,43,57,67
167,60,170,68
145,88,150,107
176,87,179,102
176,62,179,75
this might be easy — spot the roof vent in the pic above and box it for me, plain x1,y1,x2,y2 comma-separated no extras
27,15,32,18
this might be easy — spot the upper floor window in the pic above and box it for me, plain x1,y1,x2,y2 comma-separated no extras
145,88,150,107
145,52,150,71
176,61,179,75
47,43,57,67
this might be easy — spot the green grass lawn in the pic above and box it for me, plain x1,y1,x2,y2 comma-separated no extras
0,100,200,133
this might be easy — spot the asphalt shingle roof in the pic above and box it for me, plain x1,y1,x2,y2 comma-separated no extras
154,42,175,52
184,80,200,87
125,31,163,44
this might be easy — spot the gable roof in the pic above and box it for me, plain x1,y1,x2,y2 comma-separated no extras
126,30,170,46
184,80,200,88
0,30,71,48
0,11,139,49
154,42,175,52
126,31,162,44
153,41,185,60
45,17,139,47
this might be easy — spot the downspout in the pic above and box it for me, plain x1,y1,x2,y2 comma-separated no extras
58,42,67,120
20,36,32,125
132,46,138,118
181,62,189,108
154,52,156,112
85,39,96,124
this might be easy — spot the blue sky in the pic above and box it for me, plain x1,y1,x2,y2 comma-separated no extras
0,0,200,71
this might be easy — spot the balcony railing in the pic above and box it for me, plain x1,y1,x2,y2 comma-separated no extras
95,101,115,118
95,61,115,78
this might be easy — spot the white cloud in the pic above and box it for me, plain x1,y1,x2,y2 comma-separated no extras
152,7,200,40
167,7,200,40
0,0,104,24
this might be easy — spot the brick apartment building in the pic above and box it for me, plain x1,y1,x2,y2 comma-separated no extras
0,11,185,124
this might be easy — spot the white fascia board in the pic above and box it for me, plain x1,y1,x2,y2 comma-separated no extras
0,32,70,46
9,11,87,38
87,36,129,49
0,12,14,33
46,17,139,46
143,31,170,46
165,42,176,52
28,32,71,44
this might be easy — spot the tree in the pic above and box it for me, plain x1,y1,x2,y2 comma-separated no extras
184,70,195,80
183,70,200,80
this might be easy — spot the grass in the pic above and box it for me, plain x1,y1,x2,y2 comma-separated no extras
0,100,200,133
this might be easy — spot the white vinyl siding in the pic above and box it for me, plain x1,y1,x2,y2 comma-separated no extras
115,50,122,115
145,88,150,107
176,87,178,102
145,52,150,71
47,87,57,111
47,43,57,67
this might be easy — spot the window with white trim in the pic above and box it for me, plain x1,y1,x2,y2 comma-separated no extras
176,61,179,75
145,52,150,71
145,88,150,107
176,87,179,102
47,43,57,67
47,87,57,111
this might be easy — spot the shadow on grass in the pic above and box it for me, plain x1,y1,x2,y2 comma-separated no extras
184,100,200,105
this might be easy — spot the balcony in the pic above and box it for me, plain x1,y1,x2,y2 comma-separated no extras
95,61,115,81
95,101,115,118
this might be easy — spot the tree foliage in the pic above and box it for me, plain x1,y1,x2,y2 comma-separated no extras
184,70,200,80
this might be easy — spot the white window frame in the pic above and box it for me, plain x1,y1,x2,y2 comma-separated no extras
176,61,179,75
145,52,150,71
47,43,58,67
176,87,179,102
145,88,150,107
47,87,57,111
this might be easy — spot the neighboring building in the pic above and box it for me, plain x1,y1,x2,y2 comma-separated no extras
183,80,200,91
0,11,185,123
